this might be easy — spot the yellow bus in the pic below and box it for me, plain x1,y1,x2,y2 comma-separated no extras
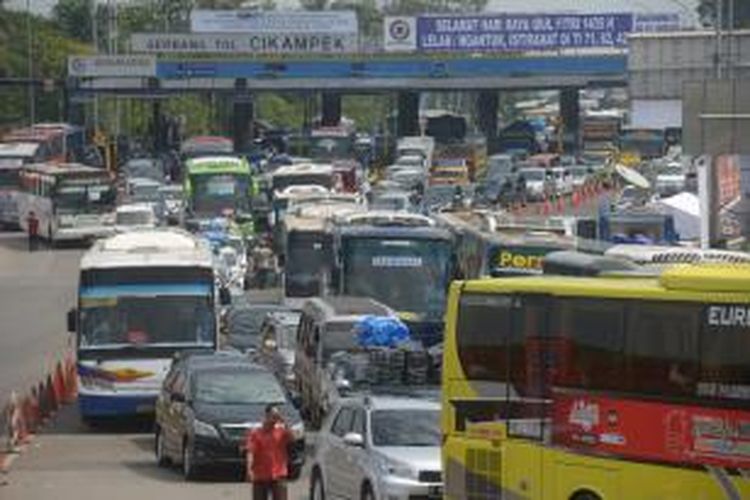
442,263,750,499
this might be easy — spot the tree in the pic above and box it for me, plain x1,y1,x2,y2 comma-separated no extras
52,0,93,42
385,0,488,15
698,0,750,29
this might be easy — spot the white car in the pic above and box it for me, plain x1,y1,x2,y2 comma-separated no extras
310,395,442,500
549,166,573,195
568,166,590,189
114,203,157,233
516,167,551,201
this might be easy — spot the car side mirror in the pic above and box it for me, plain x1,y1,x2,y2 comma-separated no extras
67,308,77,333
343,432,364,448
219,287,231,306
170,392,186,404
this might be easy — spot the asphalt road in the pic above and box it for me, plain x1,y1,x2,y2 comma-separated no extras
0,232,309,499
0,233,81,408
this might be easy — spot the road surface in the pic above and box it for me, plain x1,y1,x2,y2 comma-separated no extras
0,232,308,499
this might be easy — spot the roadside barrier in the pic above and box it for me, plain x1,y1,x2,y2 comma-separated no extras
1,351,78,471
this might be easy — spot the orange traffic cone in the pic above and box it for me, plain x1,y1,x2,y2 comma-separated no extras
64,355,78,404
52,362,66,409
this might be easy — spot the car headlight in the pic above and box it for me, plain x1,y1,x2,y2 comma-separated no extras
193,419,219,438
291,421,305,440
376,456,417,480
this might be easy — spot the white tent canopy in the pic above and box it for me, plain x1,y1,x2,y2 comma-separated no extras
654,192,701,240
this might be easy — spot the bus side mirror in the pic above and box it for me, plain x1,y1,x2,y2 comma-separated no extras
219,287,232,306
67,308,77,333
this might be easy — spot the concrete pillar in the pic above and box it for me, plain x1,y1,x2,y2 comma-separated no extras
321,91,342,127
477,90,499,148
559,87,580,154
232,95,254,154
397,91,420,137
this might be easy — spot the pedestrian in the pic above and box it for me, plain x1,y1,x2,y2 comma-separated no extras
26,210,39,252
244,404,294,500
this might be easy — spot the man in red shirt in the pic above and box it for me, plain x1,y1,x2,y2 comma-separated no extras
244,404,294,500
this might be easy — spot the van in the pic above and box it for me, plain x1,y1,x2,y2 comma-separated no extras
292,296,395,427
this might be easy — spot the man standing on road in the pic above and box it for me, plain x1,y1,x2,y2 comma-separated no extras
26,210,39,252
244,404,293,500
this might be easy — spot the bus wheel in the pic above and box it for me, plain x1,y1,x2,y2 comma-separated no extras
571,490,602,500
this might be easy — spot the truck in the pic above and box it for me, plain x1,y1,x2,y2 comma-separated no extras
581,109,622,161
396,136,435,171
424,111,487,182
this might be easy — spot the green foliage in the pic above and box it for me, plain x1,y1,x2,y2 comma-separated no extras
0,8,91,127
52,0,93,42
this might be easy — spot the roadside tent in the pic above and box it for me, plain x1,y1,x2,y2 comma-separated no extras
654,192,700,240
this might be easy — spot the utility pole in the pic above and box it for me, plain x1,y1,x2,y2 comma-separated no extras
26,0,35,126
92,0,99,128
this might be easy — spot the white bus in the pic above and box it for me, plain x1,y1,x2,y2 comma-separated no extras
67,229,230,420
0,142,45,227
17,163,117,243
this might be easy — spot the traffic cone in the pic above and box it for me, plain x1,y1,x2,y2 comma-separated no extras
64,355,78,404
53,362,66,407
5,391,26,451
23,388,39,434
44,375,58,415
37,381,50,421
572,190,581,211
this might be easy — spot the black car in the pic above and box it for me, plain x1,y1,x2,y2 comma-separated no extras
154,351,305,480
225,301,297,353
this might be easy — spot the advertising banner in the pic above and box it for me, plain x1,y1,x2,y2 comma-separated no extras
553,391,750,469
191,9,357,35
415,13,633,52
384,12,683,53
68,55,156,77
131,32,357,54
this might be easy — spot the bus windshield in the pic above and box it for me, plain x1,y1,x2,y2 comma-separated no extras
285,231,332,297
190,173,250,215
80,293,215,349
55,183,116,214
342,237,452,318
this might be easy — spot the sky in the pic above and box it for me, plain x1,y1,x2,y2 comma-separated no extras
6,0,700,25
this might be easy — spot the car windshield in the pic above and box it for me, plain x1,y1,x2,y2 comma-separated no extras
661,166,683,176
116,210,152,226
371,409,440,447
520,170,545,181
570,167,588,178
192,370,286,405
130,183,161,202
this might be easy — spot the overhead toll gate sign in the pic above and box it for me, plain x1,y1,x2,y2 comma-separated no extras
131,32,357,54
190,9,358,35
68,55,156,77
